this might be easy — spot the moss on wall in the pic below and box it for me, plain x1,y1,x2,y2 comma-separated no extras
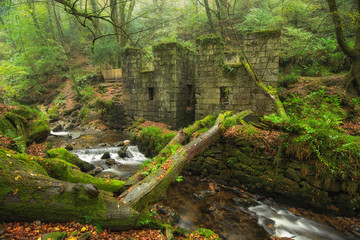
195,35,225,49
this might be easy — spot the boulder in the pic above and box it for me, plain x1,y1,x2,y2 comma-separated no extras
114,141,124,147
118,148,127,158
101,152,111,159
47,148,95,172
106,158,116,166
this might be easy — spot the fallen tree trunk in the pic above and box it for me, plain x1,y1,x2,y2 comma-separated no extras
124,115,218,187
0,148,139,230
119,111,251,212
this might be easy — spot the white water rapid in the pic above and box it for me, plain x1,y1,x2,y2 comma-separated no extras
72,146,147,180
248,202,345,240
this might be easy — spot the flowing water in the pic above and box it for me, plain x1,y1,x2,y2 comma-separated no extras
72,146,147,180
48,130,147,180
248,202,345,240
166,176,356,240
48,131,358,239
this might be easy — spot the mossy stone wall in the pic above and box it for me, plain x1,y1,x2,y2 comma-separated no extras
184,138,360,216
123,31,280,127
123,43,195,128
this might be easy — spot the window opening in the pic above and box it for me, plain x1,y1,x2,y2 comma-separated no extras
186,85,193,108
220,87,229,103
149,87,155,100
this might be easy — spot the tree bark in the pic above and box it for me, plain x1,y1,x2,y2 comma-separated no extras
0,149,139,230
242,60,288,120
90,0,102,36
46,1,56,40
119,111,251,212
110,0,120,45
326,0,360,92
51,0,65,48
203,0,215,32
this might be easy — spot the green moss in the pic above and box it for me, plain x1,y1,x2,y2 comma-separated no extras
0,105,50,151
195,35,224,49
41,231,67,240
191,228,220,239
223,63,243,79
246,29,281,39
133,126,176,157
184,114,217,136
124,47,142,56
28,119,50,143
37,157,123,193
47,148,93,172
0,148,137,229
10,105,40,121
153,42,183,51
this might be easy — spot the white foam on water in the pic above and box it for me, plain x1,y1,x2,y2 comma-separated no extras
72,145,147,180
72,146,147,165
249,203,345,240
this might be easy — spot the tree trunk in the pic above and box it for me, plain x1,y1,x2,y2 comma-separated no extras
46,1,55,40
119,0,126,47
51,0,65,48
26,0,46,45
119,111,251,212
326,0,360,92
90,0,102,36
203,0,215,32
110,0,120,45
0,149,139,230
242,60,288,120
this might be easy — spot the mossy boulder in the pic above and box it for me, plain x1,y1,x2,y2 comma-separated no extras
0,148,138,229
28,119,50,143
36,157,123,193
0,105,50,152
47,148,95,172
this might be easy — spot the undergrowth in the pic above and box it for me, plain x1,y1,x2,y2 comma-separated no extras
265,87,360,181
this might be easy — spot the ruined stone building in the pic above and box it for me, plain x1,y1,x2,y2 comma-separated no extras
121,30,280,128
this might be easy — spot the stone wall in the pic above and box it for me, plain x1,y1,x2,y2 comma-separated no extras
122,43,195,128
184,137,360,216
122,30,281,127
195,32,280,121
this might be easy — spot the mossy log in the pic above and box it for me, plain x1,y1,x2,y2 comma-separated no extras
0,148,138,230
119,111,251,212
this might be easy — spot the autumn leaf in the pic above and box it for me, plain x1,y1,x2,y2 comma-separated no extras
14,175,22,180
12,188,18,195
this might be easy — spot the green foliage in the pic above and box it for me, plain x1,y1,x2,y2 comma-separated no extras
137,126,176,157
265,88,360,180
184,114,217,136
191,228,220,239
279,72,299,88
94,98,114,117
78,105,90,123
92,39,122,67
175,175,183,182
78,86,95,103
195,35,224,49
138,212,154,227
237,5,282,32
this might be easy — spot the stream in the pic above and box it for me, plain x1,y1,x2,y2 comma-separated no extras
48,130,359,240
